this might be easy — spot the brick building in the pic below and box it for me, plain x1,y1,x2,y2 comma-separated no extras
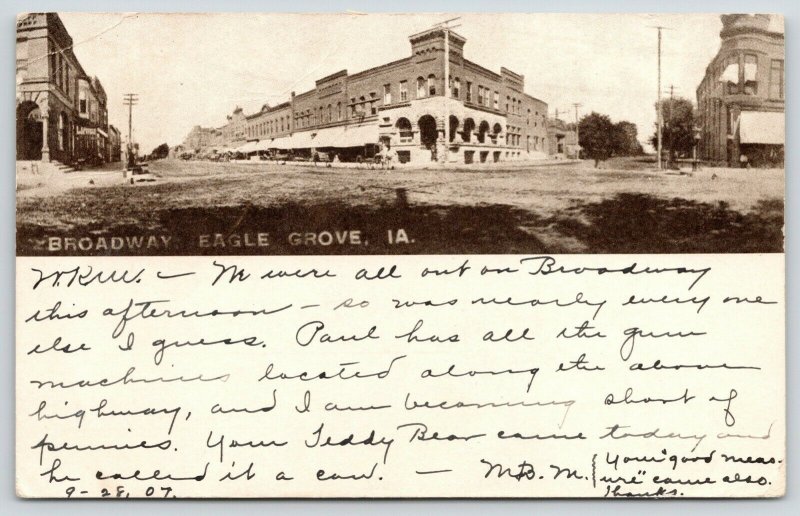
183,27,549,164
696,14,784,167
16,13,110,165
108,124,122,163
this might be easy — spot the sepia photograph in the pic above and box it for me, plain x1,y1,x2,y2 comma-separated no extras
12,9,789,501
16,12,785,255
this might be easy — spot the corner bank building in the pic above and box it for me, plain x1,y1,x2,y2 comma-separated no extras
16,13,114,165
206,28,550,164
696,14,784,167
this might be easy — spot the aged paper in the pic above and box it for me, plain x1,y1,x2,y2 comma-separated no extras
16,13,785,498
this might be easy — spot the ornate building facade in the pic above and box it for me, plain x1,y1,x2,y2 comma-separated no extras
16,13,110,165
181,27,550,164
696,14,784,166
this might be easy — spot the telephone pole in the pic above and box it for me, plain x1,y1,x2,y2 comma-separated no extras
572,102,582,158
665,84,677,166
649,26,667,170
123,93,138,166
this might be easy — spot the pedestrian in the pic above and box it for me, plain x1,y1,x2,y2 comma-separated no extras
739,153,749,169
385,145,397,171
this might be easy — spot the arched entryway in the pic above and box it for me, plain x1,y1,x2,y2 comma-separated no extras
418,115,438,149
448,115,459,142
492,123,503,144
462,118,475,143
477,120,490,143
17,101,43,160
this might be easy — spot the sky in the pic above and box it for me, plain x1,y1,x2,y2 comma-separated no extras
56,12,727,153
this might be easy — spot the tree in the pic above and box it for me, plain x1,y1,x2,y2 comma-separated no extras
650,97,695,163
578,112,616,167
612,121,644,156
149,143,170,160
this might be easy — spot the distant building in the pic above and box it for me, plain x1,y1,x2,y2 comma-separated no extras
547,118,578,159
16,13,110,165
108,124,121,162
180,28,550,164
696,14,784,167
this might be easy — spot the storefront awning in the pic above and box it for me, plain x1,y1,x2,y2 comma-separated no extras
236,141,260,154
268,137,291,150
311,127,344,148
254,139,273,151
739,111,784,145
312,124,378,148
287,131,315,149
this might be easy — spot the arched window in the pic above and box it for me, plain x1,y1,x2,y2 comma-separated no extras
428,74,436,96
337,102,342,121
396,117,413,142
417,77,425,98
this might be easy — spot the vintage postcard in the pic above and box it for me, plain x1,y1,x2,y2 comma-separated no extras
16,12,785,498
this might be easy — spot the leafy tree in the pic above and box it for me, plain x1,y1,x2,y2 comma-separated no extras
578,112,616,167
650,97,695,163
149,143,170,160
612,121,644,156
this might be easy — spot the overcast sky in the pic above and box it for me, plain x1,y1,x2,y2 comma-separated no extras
58,12,728,153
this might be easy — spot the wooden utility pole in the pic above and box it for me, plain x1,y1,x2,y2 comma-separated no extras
665,84,676,166
649,25,672,170
123,93,138,167
655,27,663,170
572,102,582,158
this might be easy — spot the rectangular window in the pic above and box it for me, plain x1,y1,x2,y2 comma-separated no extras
725,55,740,95
466,81,472,102
744,54,758,95
477,86,484,106
493,91,499,109
79,90,87,115
417,78,426,98
770,59,784,99
49,48,56,82
399,80,408,102
383,84,391,105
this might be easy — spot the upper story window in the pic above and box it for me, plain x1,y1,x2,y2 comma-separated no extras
370,92,378,115
337,102,342,121
400,80,408,102
79,90,87,115
383,83,391,105
477,86,485,105
770,59,784,99
428,74,436,96
722,54,740,95
493,91,499,110
417,77,425,98
744,54,758,95
466,81,472,102
453,78,460,98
